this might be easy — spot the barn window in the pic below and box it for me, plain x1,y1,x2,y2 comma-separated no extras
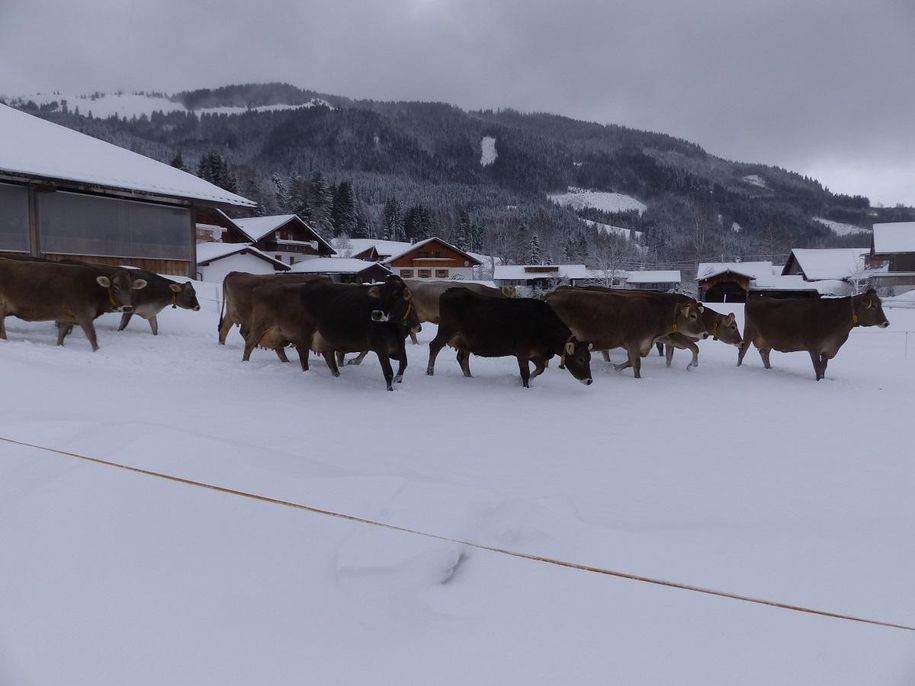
435,269,448,278
400,269,414,278
0,183,29,252
38,191,190,260
418,269,431,278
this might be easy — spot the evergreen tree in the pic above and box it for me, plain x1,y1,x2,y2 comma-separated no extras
170,152,186,171
331,181,356,237
527,233,543,264
382,197,403,241
272,172,292,212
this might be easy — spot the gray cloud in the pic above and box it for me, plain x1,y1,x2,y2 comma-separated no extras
1,0,912,204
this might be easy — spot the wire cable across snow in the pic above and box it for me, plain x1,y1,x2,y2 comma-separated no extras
1,433,913,633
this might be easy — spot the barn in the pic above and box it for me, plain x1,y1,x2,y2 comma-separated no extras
288,257,392,283
696,262,775,302
0,104,254,277
869,222,915,292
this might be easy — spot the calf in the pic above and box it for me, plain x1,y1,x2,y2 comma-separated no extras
545,288,706,378
0,258,146,351
115,269,199,334
427,288,593,388
658,307,741,369
737,289,889,380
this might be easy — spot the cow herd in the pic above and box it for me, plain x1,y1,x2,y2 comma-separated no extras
0,255,892,388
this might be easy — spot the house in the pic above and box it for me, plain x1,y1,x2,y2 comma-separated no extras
0,103,253,278
748,274,847,299
195,242,289,283
696,262,775,302
782,248,869,282
194,207,251,244
233,214,336,266
869,222,915,291
381,237,482,280
493,264,594,290
623,270,682,291
287,257,392,283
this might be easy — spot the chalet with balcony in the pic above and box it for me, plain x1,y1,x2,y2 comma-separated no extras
233,214,335,266
869,222,915,291
383,237,481,280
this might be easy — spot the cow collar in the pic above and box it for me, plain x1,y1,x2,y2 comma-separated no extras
108,290,119,310
171,292,178,309
711,319,719,338
851,297,860,327
671,322,679,333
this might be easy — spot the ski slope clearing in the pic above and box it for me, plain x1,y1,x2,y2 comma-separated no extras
549,187,647,215
1,282,914,685
480,136,497,166
814,216,871,237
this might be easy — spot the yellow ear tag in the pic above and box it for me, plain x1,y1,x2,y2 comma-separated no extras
672,322,679,333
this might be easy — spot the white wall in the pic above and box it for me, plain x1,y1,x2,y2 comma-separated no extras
198,253,278,283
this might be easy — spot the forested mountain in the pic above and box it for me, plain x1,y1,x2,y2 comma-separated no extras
6,82,913,271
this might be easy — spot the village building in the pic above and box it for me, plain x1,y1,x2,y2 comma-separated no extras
781,248,869,282
0,103,253,278
233,215,336,266
622,270,682,291
493,264,594,290
696,262,775,302
287,257,392,283
869,221,915,292
380,237,482,280
195,242,289,283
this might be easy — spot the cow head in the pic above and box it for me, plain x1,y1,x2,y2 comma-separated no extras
97,270,147,312
674,301,707,338
368,276,414,326
169,282,200,311
562,337,593,385
854,288,889,328
711,311,742,345
500,285,519,298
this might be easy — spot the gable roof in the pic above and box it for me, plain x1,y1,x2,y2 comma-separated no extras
696,261,773,281
873,222,915,254
625,270,681,284
288,258,392,275
784,248,869,281
381,237,482,266
233,214,335,253
195,241,289,270
0,104,253,207
494,264,592,281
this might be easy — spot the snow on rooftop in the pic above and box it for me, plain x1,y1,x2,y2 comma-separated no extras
480,136,497,167
0,104,254,207
494,264,592,281
625,270,681,284
549,187,647,215
789,248,869,281
194,242,286,269
696,261,773,281
233,215,299,242
873,222,915,254
289,258,391,274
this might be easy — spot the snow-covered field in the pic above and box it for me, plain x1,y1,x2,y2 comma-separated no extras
549,187,648,215
1,282,914,685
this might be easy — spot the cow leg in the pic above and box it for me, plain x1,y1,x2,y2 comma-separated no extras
759,348,772,369
530,355,547,379
456,349,472,377
346,351,369,366
808,350,823,380
375,349,395,390
0,313,6,340
819,353,829,380
218,316,234,345
321,350,341,377
601,350,611,363
656,341,664,357
517,356,532,388
335,351,346,367
394,337,408,383
293,343,309,371
737,339,751,367
427,331,449,376
118,311,133,331
276,347,290,363
147,315,159,336
410,331,419,345
615,347,642,378
664,344,674,368
242,328,263,361
56,322,76,346
77,319,100,352
685,341,700,370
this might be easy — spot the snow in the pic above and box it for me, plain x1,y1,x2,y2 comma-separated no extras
549,187,647,215
480,136,497,166
381,237,481,266
4,91,331,119
788,248,869,281
742,174,767,188
233,215,299,242
0,104,254,206
750,274,849,296
696,261,774,281
873,221,915,254
493,264,593,281
2,281,915,684
194,241,285,269
288,257,390,275
625,270,681,284
581,218,644,241
814,217,870,237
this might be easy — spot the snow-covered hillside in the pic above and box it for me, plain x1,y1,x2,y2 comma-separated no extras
1,282,914,684
480,136,497,166
4,91,331,118
549,187,647,215
581,217,644,241
814,217,871,237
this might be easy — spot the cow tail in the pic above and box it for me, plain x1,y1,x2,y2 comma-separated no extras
218,279,226,332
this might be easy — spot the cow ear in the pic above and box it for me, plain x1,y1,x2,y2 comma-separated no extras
96,275,111,288
169,283,182,293
697,304,704,312
367,286,381,299
402,287,412,301
728,313,736,322
131,279,148,290
565,340,576,355
588,342,594,351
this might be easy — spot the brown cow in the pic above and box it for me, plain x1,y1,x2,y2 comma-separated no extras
544,288,706,378
737,289,889,380
403,279,515,344
0,258,147,351
218,271,328,355
658,306,741,370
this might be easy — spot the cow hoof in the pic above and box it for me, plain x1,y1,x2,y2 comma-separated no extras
394,375,403,383
686,364,694,371
386,386,394,391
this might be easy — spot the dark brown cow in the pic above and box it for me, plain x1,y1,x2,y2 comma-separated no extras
218,271,328,351
404,279,516,344
427,288,593,388
737,289,889,380
544,288,706,378
0,258,147,351
243,275,414,390
659,306,741,369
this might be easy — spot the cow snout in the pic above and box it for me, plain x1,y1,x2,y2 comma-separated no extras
193,305,201,311
701,333,710,339
880,321,890,328
119,305,134,313
371,310,389,322
412,324,422,333
582,378,593,386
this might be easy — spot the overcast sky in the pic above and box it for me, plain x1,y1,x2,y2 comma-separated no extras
1,0,912,205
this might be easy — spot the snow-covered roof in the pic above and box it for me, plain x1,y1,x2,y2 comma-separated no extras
625,270,681,284
0,104,254,207
494,264,592,281
381,237,482,266
787,248,869,281
696,261,773,281
873,222,915,254
233,215,298,242
339,238,411,258
195,241,288,269
751,274,850,296
288,258,392,275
